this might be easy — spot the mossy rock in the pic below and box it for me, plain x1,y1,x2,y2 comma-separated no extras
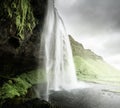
0,69,46,100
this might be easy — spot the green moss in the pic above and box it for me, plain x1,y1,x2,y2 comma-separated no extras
0,69,46,100
3,0,36,39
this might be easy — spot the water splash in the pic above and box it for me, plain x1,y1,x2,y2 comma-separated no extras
37,0,78,101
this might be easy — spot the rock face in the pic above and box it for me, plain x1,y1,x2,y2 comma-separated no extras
0,0,48,78
69,35,102,60
2,98,59,108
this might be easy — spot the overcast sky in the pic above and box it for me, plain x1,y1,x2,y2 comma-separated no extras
55,0,120,70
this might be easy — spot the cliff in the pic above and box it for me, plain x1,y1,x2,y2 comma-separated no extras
0,0,47,78
69,35,102,60
69,35,120,85
0,0,48,104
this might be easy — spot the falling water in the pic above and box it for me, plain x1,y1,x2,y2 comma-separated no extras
36,0,77,101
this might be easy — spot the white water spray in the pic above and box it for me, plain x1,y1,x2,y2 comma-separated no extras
36,0,78,100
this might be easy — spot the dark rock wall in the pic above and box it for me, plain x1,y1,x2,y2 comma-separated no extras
0,0,47,78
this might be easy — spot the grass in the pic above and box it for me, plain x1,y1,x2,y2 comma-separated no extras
74,56,120,86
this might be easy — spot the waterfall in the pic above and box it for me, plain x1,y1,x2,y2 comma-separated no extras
36,0,77,101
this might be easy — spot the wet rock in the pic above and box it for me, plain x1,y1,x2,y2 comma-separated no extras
2,98,59,108
0,0,48,79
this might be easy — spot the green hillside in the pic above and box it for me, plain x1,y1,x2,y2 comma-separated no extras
69,35,120,85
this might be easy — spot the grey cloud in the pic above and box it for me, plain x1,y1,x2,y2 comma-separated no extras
56,0,120,32
104,37,120,54
56,0,120,69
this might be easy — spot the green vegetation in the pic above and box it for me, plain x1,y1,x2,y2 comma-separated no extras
70,35,120,86
74,56,120,85
3,0,36,39
0,69,46,100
